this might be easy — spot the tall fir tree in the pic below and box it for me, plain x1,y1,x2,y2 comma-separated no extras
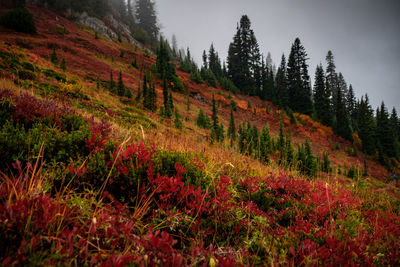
325,50,337,107
357,95,376,154
227,15,261,95
287,38,313,115
109,70,116,94
117,71,125,96
376,102,397,159
135,0,159,41
227,106,236,145
162,78,172,118
313,64,333,126
335,86,353,140
275,54,289,109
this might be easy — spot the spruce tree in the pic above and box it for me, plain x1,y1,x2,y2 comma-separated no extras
227,15,261,95
325,50,337,107
259,125,271,163
313,64,333,126
135,0,159,42
376,102,397,158
335,86,353,140
196,109,210,129
174,108,183,129
211,94,219,141
162,78,172,118
357,95,376,154
227,106,236,145
60,58,66,71
109,71,116,94
275,54,289,109
51,48,58,65
287,38,313,115
117,71,125,97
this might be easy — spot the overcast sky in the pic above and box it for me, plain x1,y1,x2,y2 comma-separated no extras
155,0,400,112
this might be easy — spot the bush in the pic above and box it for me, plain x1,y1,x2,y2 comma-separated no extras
196,109,211,129
0,8,36,33
42,69,66,82
219,76,239,94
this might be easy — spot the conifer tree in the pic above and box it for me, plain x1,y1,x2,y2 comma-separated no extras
51,48,58,65
357,95,376,154
109,71,116,94
325,50,337,106
275,54,289,109
390,108,399,140
313,64,332,126
117,71,125,97
376,102,397,159
259,125,271,163
335,86,353,140
285,133,294,166
287,38,313,115
162,78,172,118
196,109,210,129
211,94,219,141
168,91,174,115
135,0,159,42
60,58,66,71
174,108,183,129
227,107,236,145
227,15,261,95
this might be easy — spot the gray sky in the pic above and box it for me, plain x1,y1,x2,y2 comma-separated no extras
156,0,400,112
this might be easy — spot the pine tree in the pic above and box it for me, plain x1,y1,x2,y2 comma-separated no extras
51,48,58,65
60,58,66,71
325,50,337,107
135,0,159,41
376,102,397,158
357,95,376,154
275,54,289,109
390,108,399,141
285,133,294,166
211,94,219,141
168,91,174,115
287,38,313,115
259,125,271,163
208,43,222,78
347,84,357,129
322,151,330,173
109,71,116,94
117,71,125,96
174,108,183,129
313,64,333,126
304,139,317,176
196,109,210,129
227,106,236,145
162,78,172,118
227,15,261,95
335,86,353,140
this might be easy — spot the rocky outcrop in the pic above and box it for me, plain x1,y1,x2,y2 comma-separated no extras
74,11,143,49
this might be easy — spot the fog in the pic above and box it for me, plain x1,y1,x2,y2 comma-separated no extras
156,0,400,112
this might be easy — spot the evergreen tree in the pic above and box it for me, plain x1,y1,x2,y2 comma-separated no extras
313,64,333,126
347,84,357,129
278,118,285,163
259,125,271,163
60,57,66,71
162,78,172,118
357,95,376,154
325,50,337,107
211,94,219,141
390,107,399,140
109,71,116,94
275,54,289,109
285,133,294,166
335,86,353,140
376,102,397,159
51,48,58,65
168,91,174,114
227,106,236,145
135,0,159,42
227,15,261,95
287,38,313,115
117,71,125,96
322,151,331,173
174,108,183,129
208,43,222,78
196,109,211,129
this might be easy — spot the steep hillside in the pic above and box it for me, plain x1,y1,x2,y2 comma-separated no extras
0,6,399,266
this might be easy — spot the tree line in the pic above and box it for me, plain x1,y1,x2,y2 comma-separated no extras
177,15,399,168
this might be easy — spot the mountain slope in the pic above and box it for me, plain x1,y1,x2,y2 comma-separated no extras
0,6,399,266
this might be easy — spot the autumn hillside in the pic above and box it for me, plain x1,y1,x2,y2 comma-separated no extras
0,4,399,266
